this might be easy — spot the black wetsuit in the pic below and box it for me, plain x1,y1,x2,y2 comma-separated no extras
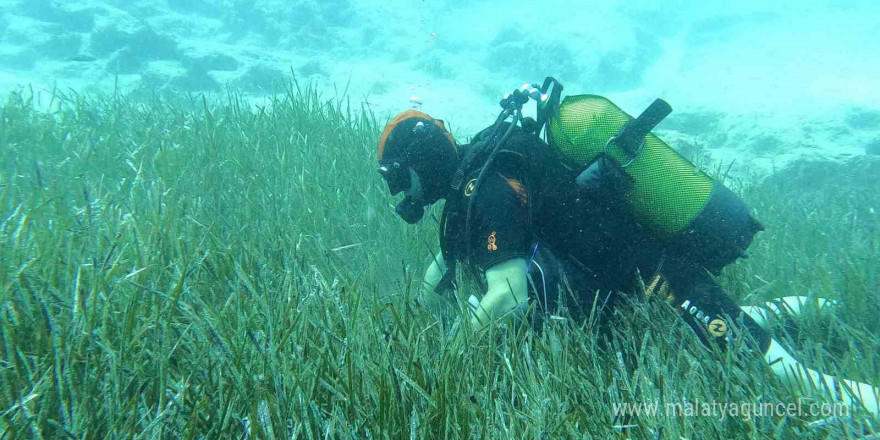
440,124,770,352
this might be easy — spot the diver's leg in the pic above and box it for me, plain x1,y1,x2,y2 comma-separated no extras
527,245,621,328
663,266,879,416
526,244,563,316
526,244,609,326
740,296,837,329
660,269,771,352
764,339,878,415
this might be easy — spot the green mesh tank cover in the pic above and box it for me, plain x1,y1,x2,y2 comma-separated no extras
548,95,715,236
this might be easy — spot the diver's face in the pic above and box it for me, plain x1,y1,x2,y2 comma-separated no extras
402,167,424,200
378,160,410,196
378,162,428,224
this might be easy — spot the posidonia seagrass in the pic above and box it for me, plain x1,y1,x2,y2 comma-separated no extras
1,79,878,439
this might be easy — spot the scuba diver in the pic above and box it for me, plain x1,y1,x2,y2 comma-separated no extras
375,78,879,417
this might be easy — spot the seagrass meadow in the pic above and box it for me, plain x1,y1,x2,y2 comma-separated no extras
1,80,878,439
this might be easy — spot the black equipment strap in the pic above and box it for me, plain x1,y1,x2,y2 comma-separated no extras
614,98,672,156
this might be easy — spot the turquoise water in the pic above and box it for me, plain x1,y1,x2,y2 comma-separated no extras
0,1,878,438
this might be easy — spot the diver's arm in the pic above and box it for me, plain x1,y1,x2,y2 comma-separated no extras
469,258,529,329
417,252,447,312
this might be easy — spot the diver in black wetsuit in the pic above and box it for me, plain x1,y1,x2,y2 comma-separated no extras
375,102,879,416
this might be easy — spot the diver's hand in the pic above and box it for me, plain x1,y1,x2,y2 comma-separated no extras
417,252,447,314
469,258,529,330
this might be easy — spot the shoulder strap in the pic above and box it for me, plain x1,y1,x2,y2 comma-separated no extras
436,199,460,296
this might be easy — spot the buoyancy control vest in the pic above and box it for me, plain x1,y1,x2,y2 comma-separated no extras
433,78,763,296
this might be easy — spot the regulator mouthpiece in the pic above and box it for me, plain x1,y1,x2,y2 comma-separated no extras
395,196,425,224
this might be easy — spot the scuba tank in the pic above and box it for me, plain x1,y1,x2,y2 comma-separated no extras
542,84,763,274
448,78,763,277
